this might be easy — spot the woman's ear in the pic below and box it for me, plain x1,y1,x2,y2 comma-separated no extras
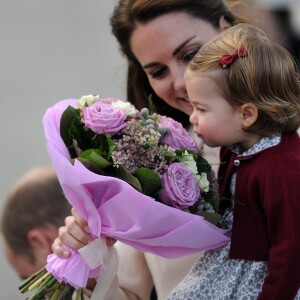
240,103,258,128
219,15,231,31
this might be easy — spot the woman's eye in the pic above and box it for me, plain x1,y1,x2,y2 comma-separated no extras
150,67,167,79
182,48,200,63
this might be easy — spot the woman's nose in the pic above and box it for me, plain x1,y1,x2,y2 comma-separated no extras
172,66,186,93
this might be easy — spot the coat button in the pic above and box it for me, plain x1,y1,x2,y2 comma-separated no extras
234,159,240,166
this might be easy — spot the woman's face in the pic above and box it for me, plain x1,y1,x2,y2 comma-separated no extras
130,11,226,116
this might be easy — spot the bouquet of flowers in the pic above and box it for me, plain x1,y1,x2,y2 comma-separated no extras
19,95,229,299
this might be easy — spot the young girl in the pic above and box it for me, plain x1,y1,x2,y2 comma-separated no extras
169,23,300,299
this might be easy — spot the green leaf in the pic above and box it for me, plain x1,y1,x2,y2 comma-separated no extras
80,149,112,169
71,157,108,175
194,154,212,174
60,105,107,158
60,106,81,158
134,168,162,196
198,211,220,226
105,134,116,159
147,94,157,114
106,165,142,192
205,190,219,212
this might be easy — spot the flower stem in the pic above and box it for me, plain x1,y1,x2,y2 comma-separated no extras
57,284,75,300
75,288,84,300
28,272,52,291
49,283,65,300
29,275,57,300
19,267,47,293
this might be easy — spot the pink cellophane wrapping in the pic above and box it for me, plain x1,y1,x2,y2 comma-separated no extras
44,99,230,289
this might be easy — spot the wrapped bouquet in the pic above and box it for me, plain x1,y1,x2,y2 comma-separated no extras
19,95,229,299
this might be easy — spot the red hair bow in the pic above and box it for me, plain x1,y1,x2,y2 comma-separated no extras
219,46,248,68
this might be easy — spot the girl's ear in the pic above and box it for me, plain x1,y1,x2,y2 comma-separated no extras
240,103,258,128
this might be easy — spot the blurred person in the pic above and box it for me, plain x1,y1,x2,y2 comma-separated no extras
229,0,300,63
1,165,71,280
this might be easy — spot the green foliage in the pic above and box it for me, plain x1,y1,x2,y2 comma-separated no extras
80,149,112,169
147,94,157,115
71,157,108,176
134,167,162,196
105,134,116,159
105,165,142,192
198,211,220,226
60,106,103,158
194,154,212,175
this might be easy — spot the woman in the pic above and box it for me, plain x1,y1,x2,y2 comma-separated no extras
53,1,242,299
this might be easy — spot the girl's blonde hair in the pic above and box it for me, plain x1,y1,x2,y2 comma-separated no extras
188,23,300,135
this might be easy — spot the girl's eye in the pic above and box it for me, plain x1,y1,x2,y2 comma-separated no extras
182,47,200,63
149,66,168,79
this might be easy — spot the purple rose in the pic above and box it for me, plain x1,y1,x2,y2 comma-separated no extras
82,101,126,135
159,117,198,152
158,162,200,209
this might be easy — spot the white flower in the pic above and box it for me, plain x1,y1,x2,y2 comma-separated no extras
178,151,210,193
111,100,137,116
77,95,99,108
178,150,198,175
196,172,210,193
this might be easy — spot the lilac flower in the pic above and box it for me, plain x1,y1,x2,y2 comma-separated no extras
158,162,200,209
82,101,126,135
111,121,176,174
159,117,199,152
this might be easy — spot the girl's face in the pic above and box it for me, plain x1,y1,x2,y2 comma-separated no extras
130,11,226,116
188,71,248,148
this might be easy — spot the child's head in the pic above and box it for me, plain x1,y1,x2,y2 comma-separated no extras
186,23,300,144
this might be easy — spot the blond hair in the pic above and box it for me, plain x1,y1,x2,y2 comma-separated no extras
187,23,300,135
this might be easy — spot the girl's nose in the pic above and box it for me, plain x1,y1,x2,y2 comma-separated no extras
189,111,196,125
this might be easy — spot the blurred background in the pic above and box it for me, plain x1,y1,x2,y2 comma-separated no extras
0,0,299,299
0,1,124,299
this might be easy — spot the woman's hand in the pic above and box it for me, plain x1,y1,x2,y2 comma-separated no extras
52,207,115,258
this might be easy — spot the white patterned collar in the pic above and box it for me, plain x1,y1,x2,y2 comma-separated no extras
228,134,281,157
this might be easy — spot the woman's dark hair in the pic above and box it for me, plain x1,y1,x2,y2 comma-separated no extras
110,0,239,127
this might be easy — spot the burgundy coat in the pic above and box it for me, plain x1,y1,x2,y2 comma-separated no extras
218,132,300,300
